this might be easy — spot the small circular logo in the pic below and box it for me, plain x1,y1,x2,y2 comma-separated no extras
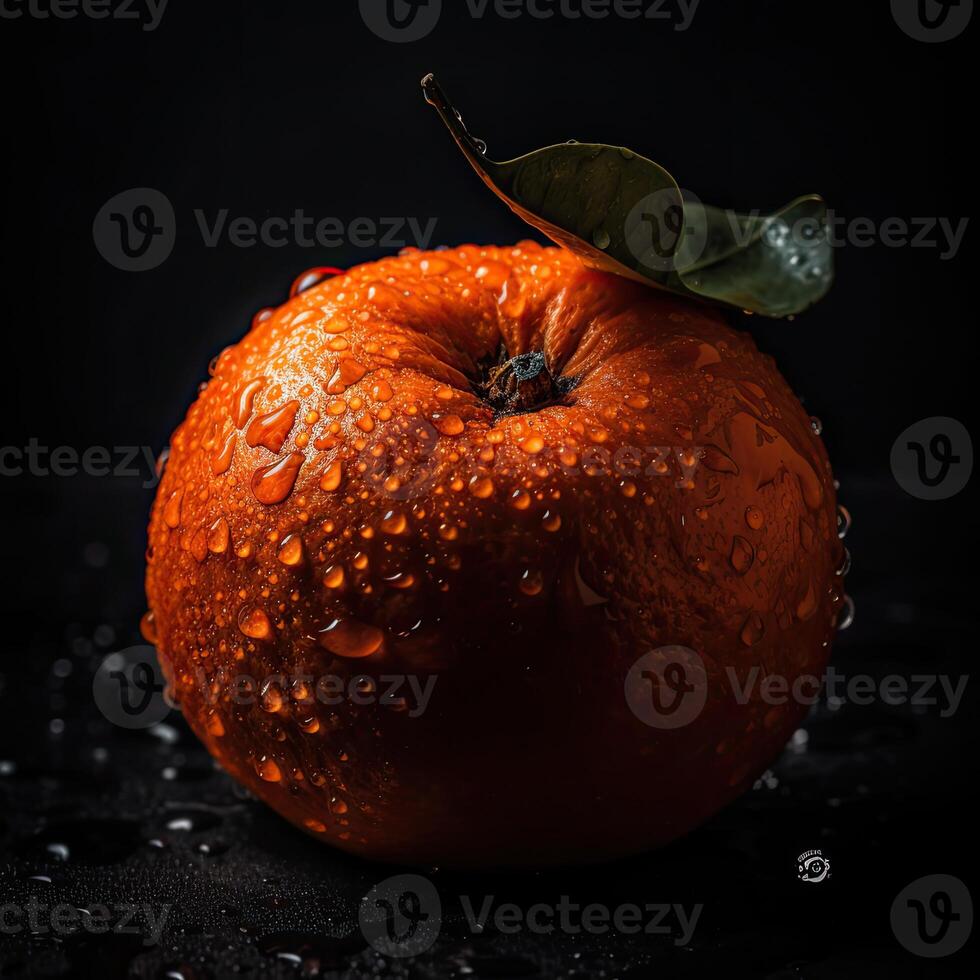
625,646,707,729
93,188,175,271
891,0,972,42
359,0,442,42
797,849,832,884
625,187,707,275
890,417,972,500
891,874,972,957
359,873,441,957
92,646,171,729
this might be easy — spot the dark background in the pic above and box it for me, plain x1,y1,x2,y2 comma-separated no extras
0,1,976,977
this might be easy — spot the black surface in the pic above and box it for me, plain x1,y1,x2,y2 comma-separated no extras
1,1,977,977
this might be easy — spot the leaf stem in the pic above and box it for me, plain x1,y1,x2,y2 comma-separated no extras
421,73,491,170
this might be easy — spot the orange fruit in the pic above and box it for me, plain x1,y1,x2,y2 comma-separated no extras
145,242,845,867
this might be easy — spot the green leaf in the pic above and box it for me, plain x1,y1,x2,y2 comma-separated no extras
422,74,832,318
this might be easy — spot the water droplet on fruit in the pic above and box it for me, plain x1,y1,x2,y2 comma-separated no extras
435,414,464,436
163,488,183,529
836,595,855,631
837,504,851,539
251,307,274,330
256,757,282,782
319,459,343,492
796,580,818,621
246,401,299,454
140,610,158,644
510,490,531,510
519,569,544,596
740,613,765,646
251,453,304,505
380,511,407,535
260,680,285,713
702,446,739,474
277,533,304,566
211,431,237,475
289,266,344,297
232,377,266,429
469,475,494,498
542,511,561,532
238,606,272,640
729,535,755,574
207,518,230,554
317,619,383,659
745,506,765,530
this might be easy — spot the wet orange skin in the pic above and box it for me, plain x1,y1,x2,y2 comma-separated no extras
145,242,845,868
